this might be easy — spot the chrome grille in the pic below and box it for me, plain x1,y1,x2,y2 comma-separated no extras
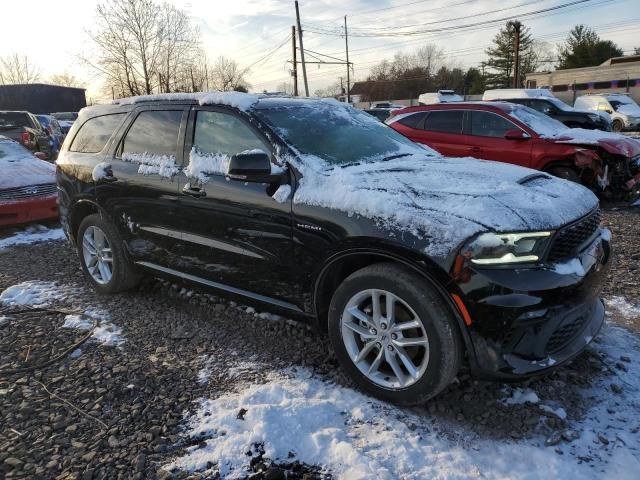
547,209,601,263
0,183,57,201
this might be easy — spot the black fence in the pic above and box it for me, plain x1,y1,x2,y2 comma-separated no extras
0,84,86,114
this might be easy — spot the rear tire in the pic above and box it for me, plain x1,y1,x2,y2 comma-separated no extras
77,213,140,294
548,166,581,184
612,119,624,132
328,263,462,405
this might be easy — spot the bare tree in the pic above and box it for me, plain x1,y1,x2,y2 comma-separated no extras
49,72,84,88
276,82,294,95
0,54,40,84
209,56,250,92
313,81,342,98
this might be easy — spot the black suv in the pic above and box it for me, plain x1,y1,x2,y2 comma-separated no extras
488,97,611,131
56,93,611,404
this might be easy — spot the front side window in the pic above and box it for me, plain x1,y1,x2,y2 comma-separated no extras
193,111,267,158
122,110,183,156
422,110,464,134
70,113,126,153
470,111,519,138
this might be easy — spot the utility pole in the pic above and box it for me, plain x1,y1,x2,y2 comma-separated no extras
291,26,298,96
295,1,309,96
344,15,350,103
509,20,522,88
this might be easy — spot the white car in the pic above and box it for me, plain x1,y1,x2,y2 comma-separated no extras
418,90,463,105
574,94,640,132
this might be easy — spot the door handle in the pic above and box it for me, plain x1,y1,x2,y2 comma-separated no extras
182,183,206,198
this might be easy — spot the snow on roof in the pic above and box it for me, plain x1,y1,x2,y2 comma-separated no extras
113,91,264,111
483,89,555,101
418,91,464,105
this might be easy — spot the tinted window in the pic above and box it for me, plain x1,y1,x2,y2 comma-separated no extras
470,111,518,137
193,111,267,157
422,110,464,134
70,113,126,153
122,110,182,156
0,112,30,129
397,112,427,128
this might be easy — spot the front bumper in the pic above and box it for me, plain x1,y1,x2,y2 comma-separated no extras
0,195,59,227
456,230,610,379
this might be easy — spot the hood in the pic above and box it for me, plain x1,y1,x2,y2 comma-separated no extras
551,128,640,157
293,155,598,256
616,104,640,117
0,140,55,189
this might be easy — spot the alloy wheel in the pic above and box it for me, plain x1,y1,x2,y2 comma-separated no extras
341,289,430,389
82,226,114,285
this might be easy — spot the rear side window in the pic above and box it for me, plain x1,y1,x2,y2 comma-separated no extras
396,112,427,128
70,113,126,153
422,110,464,134
193,111,267,157
470,111,518,138
122,110,183,156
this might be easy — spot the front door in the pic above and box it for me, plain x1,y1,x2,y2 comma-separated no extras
96,107,188,269
174,107,297,310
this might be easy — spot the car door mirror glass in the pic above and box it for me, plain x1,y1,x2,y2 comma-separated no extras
504,129,529,140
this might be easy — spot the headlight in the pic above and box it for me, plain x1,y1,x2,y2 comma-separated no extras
463,231,553,265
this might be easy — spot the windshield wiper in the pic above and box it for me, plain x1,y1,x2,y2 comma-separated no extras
381,153,413,162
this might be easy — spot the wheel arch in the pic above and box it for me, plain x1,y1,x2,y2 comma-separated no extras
68,199,105,244
312,247,475,360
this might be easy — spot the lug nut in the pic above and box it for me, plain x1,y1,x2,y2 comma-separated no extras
391,333,397,340
370,329,377,335
380,322,387,330
387,345,394,351
375,342,382,349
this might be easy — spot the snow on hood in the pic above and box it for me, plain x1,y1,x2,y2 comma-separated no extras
114,91,263,111
551,128,640,158
292,154,598,255
616,104,640,117
0,139,55,189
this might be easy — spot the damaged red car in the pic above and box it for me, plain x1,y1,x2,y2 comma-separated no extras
0,135,58,227
387,102,640,199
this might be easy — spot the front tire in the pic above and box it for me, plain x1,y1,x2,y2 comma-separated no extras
612,119,624,132
328,263,462,405
77,213,140,294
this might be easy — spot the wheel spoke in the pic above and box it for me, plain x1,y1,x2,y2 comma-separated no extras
371,290,382,323
82,237,96,255
395,346,419,379
93,227,106,249
385,293,396,325
354,341,376,364
367,348,384,375
347,306,372,327
343,321,376,338
98,260,111,282
392,336,428,348
385,350,407,387
393,319,421,331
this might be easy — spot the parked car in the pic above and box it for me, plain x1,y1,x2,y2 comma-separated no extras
574,93,640,132
56,93,610,405
388,102,640,199
483,89,611,131
50,111,79,135
0,136,58,227
363,108,394,122
371,101,405,109
37,114,65,159
418,90,463,105
0,111,51,159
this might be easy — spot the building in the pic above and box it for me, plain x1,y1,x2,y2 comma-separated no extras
525,55,640,105
0,83,86,114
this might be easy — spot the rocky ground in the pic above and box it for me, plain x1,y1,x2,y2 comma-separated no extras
0,206,638,479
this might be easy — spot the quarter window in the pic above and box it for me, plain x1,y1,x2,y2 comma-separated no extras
193,111,267,157
122,110,183,156
470,111,519,138
422,110,464,134
70,113,126,153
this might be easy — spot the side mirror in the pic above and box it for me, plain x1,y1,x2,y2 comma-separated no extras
227,150,282,183
504,129,529,140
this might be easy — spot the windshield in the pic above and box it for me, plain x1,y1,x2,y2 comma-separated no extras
506,104,569,137
0,112,30,129
255,101,435,166
609,96,637,111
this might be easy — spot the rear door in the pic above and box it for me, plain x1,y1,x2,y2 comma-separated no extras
174,107,297,308
465,110,532,167
414,110,469,157
96,106,189,269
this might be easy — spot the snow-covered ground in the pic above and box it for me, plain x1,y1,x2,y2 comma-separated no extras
0,224,65,250
168,319,639,479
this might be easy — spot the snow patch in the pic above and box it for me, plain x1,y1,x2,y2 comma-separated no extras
114,91,261,111
271,184,291,203
63,307,124,347
0,225,65,250
0,281,75,307
539,404,567,420
606,296,640,320
62,314,93,330
122,152,178,178
552,258,586,276
92,162,112,181
186,147,230,181
500,387,540,405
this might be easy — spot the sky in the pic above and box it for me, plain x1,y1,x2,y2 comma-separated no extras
0,0,638,102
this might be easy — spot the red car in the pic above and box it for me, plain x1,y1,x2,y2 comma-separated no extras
387,102,640,197
0,135,58,227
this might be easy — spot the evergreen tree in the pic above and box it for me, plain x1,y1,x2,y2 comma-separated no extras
484,21,535,88
558,25,623,69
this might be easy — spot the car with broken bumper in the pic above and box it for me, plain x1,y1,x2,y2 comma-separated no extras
56,93,610,405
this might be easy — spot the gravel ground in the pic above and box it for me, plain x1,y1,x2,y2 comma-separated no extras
0,206,638,479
